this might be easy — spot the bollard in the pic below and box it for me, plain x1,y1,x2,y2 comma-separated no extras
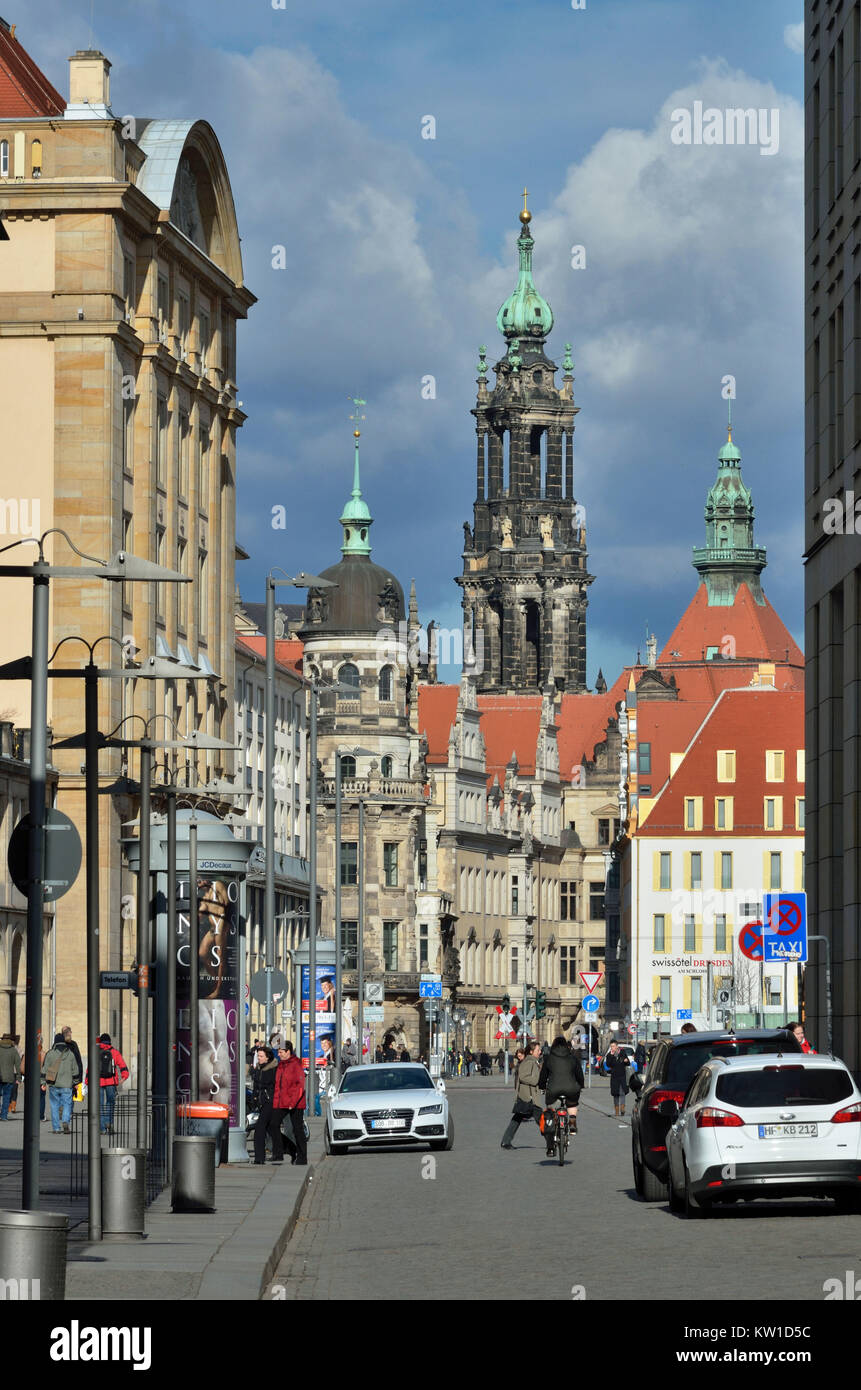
0,1209,68,1301
172,1135,216,1213
101,1148,146,1240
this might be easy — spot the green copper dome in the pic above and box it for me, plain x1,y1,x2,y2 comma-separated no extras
692,426,767,606
496,201,554,343
340,434,372,555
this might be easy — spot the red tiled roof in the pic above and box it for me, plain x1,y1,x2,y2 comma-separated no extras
659,583,803,667
637,689,804,836
236,633,304,677
0,23,65,117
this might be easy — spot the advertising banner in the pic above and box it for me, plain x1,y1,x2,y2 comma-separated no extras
300,964,337,1068
177,875,241,1123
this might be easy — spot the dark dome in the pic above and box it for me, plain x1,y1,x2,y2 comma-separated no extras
301,555,405,636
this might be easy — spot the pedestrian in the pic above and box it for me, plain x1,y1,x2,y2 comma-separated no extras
0,1032,21,1120
42,1032,77,1133
273,1042,308,1165
341,1039,356,1071
61,1026,83,1089
679,1022,697,1034
374,1043,383,1064
21,1028,46,1121
84,1034,129,1133
251,1046,279,1164
603,1040,632,1123
633,1040,647,1072
500,1044,543,1149
539,1035,585,1154
383,1038,397,1062
399,1045,411,1062
785,1021,816,1054
496,1048,505,1074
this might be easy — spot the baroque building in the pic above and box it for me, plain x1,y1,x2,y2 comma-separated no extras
457,196,593,694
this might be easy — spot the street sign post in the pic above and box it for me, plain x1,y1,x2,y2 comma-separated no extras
8,808,82,901
762,892,807,963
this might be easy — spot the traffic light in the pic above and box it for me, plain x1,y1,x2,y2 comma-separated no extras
535,990,547,1019
502,994,511,1013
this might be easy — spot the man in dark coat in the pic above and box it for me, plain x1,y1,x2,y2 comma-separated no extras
539,1036,585,1154
603,1041,633,1120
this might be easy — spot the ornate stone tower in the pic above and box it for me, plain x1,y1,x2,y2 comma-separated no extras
456,194,593,693
692,421,767,605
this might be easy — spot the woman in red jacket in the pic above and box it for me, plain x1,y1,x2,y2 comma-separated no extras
273,1043,307,1165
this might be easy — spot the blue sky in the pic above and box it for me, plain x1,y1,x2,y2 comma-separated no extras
22,0,804,681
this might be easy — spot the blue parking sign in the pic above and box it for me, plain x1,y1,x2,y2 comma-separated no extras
762,892,807,964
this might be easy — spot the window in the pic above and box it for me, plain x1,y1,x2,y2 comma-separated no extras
198,305,210,371
721,853,733,890
383,842,398,887
0,140,8,177
177,292,190,357
510,946,519,986
658,978,671,1014
715,796,733,831
770,853,782,890
608,972,621,1004
796,797,805,829
122,393,135,476
197,421,210,510
197,549,208,637
155,525,166,621
381,755,393,778
716,750,736,782
342,921,358,970
690,978,702,1013
598,818,610,845
589,947,604,974
589,882,605,920
766,975,782,1007
179,411,190,497
122,511,133,612
659,853,671,891
715,915,727,952
176,537,187,630
378,666,394,702
653,914,666,951
796,749,805,782
607,914,620,952
560,881,575,920
511,876,519,914
340,842,358,886
419,923,429,969
764,797,783,831
383,921,399,972
339,663,360,693
685,798,703,831
690,853,702,890
157,275,170,341
740,901,762,919
123,254,135,319
560,946,571,985
684,915,696,951
156,395,169,487
639,742,651,774
765,750,785,782
339,755,356,780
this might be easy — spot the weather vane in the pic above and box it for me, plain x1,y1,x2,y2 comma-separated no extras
349,396,366,437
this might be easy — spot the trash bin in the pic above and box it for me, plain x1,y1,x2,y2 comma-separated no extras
101,1148,146,1240
0,1209,68,1301
172,1135,216,1213
177,1102,230,1166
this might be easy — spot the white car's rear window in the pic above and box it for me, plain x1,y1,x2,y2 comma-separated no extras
715,1067,853,1108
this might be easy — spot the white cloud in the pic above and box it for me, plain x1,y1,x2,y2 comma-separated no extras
784,23,804,54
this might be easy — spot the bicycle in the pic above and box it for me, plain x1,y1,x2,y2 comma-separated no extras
553,1093,571,1166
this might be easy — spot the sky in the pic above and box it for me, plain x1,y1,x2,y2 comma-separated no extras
16,0,805,683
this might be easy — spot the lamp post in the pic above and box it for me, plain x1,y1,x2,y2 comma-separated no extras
0,530,189,1210
632,1006,641,1049
653,995,662,1044
640,1002,651,1048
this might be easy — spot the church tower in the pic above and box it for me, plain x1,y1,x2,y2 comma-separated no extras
456,194,593,692
692,420,767,605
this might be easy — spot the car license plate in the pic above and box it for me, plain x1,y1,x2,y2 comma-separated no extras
758,1123,818,1138
371,1118,407,1130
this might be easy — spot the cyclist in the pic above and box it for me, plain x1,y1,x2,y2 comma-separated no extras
539,1036,585,1157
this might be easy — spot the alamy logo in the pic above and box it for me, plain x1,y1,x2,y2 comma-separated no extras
670,101,779,157
0,497,40,538
823,1271,861,1300
50,1322,152,1371
0,1277,40,1299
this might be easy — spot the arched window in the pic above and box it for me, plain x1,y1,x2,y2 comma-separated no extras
339,663,360,692
381,755,393,778
378,666,394,702
339,755,356,780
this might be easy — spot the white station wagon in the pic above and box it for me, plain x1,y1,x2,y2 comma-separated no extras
324,1063,453,1155
665,1053,861,1217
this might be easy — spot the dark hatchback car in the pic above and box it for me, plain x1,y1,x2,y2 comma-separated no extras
631,1029,803,1200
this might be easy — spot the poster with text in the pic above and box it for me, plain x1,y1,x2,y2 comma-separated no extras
300,964,337,1067
176,875,240,1123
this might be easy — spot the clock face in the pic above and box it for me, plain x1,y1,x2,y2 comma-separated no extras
171,156,205,251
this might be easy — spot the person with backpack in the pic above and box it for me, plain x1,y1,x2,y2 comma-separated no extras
85,1033,129,1133
538,1035,585,1155
42,1032,78,1133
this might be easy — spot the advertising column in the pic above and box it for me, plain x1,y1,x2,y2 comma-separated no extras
176,873,241,1122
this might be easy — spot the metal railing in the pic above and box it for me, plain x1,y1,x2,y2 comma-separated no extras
70,1093,169,1207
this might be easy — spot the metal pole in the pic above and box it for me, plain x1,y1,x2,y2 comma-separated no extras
189,813,199,1102
136,739,152,1150
335,749,342,1076
22,566,49,1209
166,786,177,1181
357,797,364,1069
264,577,276,1043
808,936,833,1055
307,681,317,1108
84,661,101,1239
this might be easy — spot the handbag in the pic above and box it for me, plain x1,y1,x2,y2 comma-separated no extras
45,1064,58,1084
513,1097,534,1118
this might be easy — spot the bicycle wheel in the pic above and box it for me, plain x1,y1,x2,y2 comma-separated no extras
556,1115,566,1166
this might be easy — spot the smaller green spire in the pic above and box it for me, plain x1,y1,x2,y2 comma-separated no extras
508,338,522,373
341,398,372,555
477,345,488,381
563,342,574,373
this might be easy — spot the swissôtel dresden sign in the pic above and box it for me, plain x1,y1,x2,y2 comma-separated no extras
650,957,733,975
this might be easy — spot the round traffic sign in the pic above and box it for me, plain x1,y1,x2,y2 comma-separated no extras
8,809,82,902
249,967,289,1005
764,899,802,936
581,994,600,1014
738,921,764,961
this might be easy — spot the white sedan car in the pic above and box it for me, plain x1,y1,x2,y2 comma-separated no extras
665,1053,861,1217
325,1063,453,1155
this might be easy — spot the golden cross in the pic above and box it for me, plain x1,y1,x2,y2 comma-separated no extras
349,397,366,429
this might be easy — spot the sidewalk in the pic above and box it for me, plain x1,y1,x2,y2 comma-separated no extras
0,1110,324,1301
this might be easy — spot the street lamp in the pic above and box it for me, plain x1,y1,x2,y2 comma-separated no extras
633,1006,641,1048
0,529,189,1210
641,1002,651,1047
653,995,662,1043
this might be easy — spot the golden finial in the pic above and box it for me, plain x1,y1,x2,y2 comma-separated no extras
519,186,531,225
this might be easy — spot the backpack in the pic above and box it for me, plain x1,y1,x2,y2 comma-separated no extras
539,1108,556,1136
100,1047,116,1082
